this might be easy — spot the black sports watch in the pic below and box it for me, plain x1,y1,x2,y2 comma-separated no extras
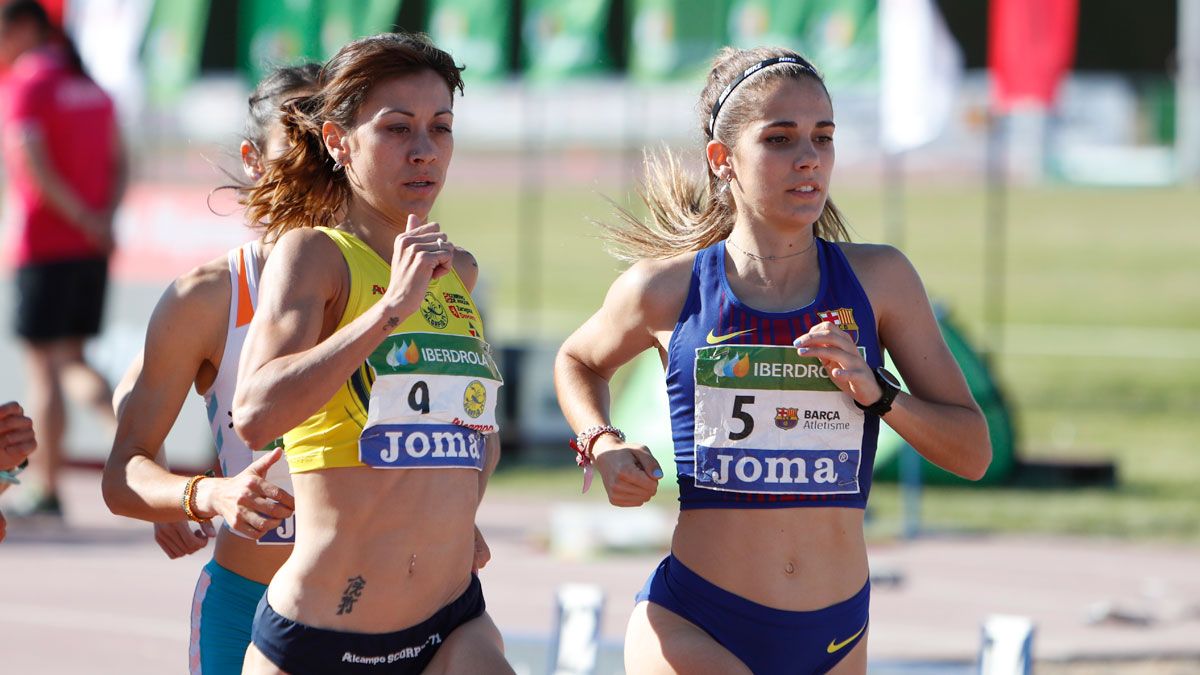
854,367,901,416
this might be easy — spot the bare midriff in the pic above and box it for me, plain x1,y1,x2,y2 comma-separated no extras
264,466,479,633
671,507,868,611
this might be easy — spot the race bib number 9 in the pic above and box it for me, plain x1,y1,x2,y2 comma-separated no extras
693,345,863,495
253,442,296,544
359,332,502,470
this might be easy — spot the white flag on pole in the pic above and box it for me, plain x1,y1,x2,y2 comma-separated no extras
879,0,963,153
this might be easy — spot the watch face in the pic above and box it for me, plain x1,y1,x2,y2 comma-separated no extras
877,367,902,390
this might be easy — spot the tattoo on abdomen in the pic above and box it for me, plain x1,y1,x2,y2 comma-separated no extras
336,575,366,615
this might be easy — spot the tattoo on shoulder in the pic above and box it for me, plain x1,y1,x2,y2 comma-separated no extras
384,317,400,332
336,575,366,615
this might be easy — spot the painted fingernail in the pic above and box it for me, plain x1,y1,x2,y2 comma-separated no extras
651,469,664,479
796,347,810,354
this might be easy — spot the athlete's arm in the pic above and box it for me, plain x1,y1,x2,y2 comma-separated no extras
234,215,455,449
105,117,129,220
456,246,495,570
102,266,295,539
102,271,226,521
844,245,990,479
555,259,691,506
112,353,213,558
453,246,497,499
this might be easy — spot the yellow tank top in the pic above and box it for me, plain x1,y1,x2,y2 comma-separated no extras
283,227,500,473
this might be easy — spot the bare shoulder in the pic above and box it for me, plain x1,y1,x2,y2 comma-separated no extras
264,227,345,288
835,241,929,323
452,246,480,292
836,241,921,290
157,254,231,331
272,226,342,262
143,252,233,367
609,251,696,331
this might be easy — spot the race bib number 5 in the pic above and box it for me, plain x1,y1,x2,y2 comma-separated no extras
693,345,864,495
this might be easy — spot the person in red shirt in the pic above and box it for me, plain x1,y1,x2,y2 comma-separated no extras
0,0,126,516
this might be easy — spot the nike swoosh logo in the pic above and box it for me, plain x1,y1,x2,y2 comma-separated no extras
826,622,867,654
705,328,755,344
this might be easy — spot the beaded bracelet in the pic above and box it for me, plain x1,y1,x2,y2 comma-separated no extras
568,425,625,494
181,475,212,523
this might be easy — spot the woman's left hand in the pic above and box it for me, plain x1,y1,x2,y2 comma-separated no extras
794,321,881,407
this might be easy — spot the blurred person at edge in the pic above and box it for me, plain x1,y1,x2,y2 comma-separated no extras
0,0,127,517
101,64,319,675
555,46,991,675
0,400,38,541
232,33,510,675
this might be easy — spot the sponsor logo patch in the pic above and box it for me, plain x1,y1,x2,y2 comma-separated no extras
385,340,420,367
713,353,751,379
463,380,487,419
706,328,755,344
816,307,859,343
421,291,449,329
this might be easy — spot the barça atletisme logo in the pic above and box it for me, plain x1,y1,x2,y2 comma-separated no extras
816,308,859,344
775,407,799,430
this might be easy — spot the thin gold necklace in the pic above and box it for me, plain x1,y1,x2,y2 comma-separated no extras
726,236,817,261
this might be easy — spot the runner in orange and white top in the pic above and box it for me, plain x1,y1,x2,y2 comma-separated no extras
102,65,317,675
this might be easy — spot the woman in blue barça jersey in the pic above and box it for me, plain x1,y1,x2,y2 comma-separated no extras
232,33,511,675
555,46,991,675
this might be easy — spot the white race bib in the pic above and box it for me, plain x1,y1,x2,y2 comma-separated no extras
359,333,503,470
693,345,864,495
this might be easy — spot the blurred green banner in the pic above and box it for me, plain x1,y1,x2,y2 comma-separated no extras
522,0,614,81
239,0,322,82
319,0,403,60
629,0,730,82
428,0,512,82
142,0,208,105
727,0,878,86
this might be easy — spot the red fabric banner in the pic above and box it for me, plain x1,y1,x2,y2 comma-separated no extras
988,0,1079,111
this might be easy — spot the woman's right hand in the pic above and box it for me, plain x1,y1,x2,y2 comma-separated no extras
592,437,663,507
193,448,295,540
153,520,215,559
0,401,36,471
382,213,456,323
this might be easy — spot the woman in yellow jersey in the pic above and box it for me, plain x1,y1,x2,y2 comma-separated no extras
102,64,319,675
233,34,511,675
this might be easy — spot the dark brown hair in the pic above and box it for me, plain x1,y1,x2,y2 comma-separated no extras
243,32,465,242
602,46,850,262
